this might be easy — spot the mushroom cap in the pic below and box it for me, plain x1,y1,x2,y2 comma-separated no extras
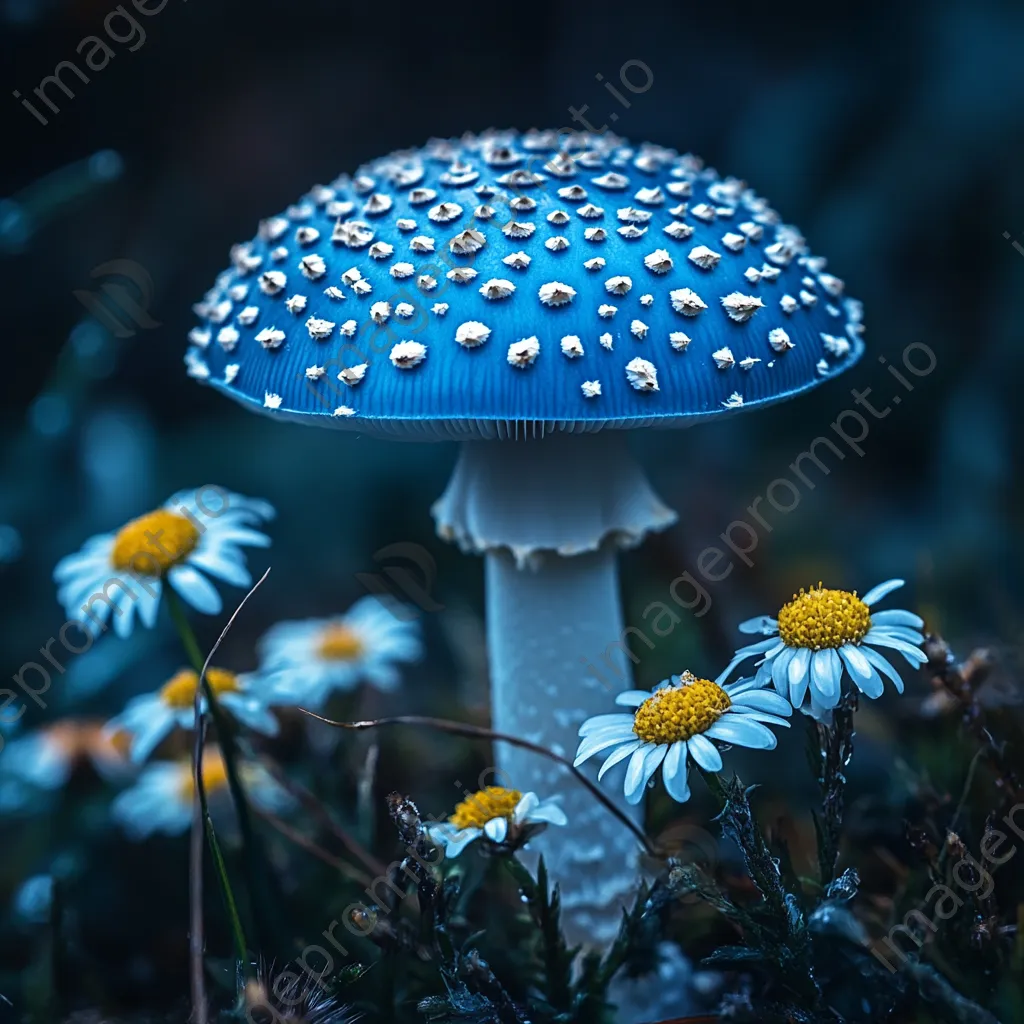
186,130,864,440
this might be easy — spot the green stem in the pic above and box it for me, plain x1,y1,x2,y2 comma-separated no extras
167,590,262,970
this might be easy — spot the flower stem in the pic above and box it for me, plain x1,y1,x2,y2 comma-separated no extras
167,589,265,969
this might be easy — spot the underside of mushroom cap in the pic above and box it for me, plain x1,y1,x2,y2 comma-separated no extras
186,130,865,441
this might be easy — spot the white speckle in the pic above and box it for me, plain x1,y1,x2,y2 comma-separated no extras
669,203,688,217
617,225,647,239
507,337,540,367
217,326,239,351
640,293,654,307
352,175,375,194
295,226,320,246
780,294,799,314
447,267,478,284
259,216,289,242
663,221,694,241
547,210,570,225
577,203,604,219
722,391,744,409
510,196,537,213
584,258,606,272
688,245,722,270
305,365,325,380
599,332,614,350
625,356,659,391
352,279,372,296
299,254,327,280
800,289,818,307
669,331,691,351
581,379,602,398
391,262,415,279
480,278,516,300
305,317,336,340
670,288,708,316
323,286,346,301
666,180,692,197
408,188,437,206
255,327,286,349
592,171,630,190
390,341,427,369
432,302,449,316
560,335,584,358
396,218,417,232
722,232,746,252
410,236,435,253
764,240,796,266
538,281,576,307
259,270,286,295
224,363,239,384
721,292,765,323
370,301,391,324
341,267,362,285
363,193,393,216
634,186,665,205
816,358,830,376
498,169,545,188
325,200,354,218
819,273,845,297
739,357,761,371
395,302,415,319
417,275,437,291
760,264,782,282
598,303,618,318
339,364,368,387
503,251,532,270
643,249,673,273
713,347,735,369
558,185,587,201
333,405,356,417
456,321,491,348
739,221,764,242
185,352,209,379
769,328,793,352
821,333,851,358
449,228,486,255
331,220,374,248
206,299,232,324
502,220,536,239
584,227,608,242
545,235,570,252
605,275,632,296
617,207,652,224
744,267,762,284
188,327,210,347
340,320,358,337
270,246,288,262
263,392,282,409
474,204,496,220
630,319,649,339
690,203,716,222
368,241,394,260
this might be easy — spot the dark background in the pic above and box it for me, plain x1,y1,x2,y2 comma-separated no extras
1,0,1023,1015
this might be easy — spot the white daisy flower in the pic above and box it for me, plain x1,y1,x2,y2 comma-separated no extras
111,748,291,840
105,667,279,764
258,596,422,709
426,786,567,858
54,487,273,638
574,671,792,805
718,578,927,719
1,720,134,790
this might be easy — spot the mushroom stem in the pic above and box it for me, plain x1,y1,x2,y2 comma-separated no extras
433,430,677,947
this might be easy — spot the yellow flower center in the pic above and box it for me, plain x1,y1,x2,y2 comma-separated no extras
776,584,871,650
317,624,364,661
177,750,229,801
110,509,200,576
632,673,731,745
449,786,523,830
160,667,240,709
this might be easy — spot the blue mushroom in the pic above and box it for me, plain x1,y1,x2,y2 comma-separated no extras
185,129,864,947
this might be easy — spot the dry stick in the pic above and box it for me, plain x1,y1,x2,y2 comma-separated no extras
301,711,656,857
254,806,374,886
258,752,389,878
188,568,272,1024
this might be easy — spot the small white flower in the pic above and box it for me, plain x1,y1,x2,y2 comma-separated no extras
105,667,279,764
111,749,291,840
259,596,422,710
426,787,567,858
53,489,273,638
718,579,927,719
574,672,792,804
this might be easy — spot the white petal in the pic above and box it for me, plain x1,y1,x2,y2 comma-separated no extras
872,626,925,645
661,742,691,803
870,609,924,629
513,792,538,820
729,710,792,728
730,689,793,716
483,817,508,842
597,739,644,780
810,649,841,709
715,638,783,684
529,802,568,826
738,615,779,635
862,578,905,607
788,647,812,708
167,566,222,615
861,646,905,694
864,631,927,666
624,744,665,805
771,647,796,697
574,729,636,766
578,713,635,737
615,690,651,707
686,733,723,772
705,716,777,750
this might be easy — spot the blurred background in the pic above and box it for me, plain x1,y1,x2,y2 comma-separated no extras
1,0,1023,1018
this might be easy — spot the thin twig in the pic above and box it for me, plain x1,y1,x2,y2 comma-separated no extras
300,711,655,857
254,806,374,886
